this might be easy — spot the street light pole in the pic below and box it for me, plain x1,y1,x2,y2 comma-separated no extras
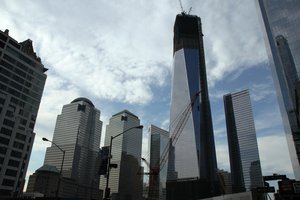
42,137,66,199
104,125,143,200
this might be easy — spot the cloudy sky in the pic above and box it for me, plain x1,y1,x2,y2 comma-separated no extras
1,0,294,189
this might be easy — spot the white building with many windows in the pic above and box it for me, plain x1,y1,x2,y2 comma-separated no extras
44,97,103,199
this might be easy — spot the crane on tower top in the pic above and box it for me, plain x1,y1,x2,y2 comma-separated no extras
178,0,192,15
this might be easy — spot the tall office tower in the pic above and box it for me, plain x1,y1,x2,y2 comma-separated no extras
0,29,47,198
44,97,103,199
148,125,169,200
167,14,219,199
223,90,263,193
100,110,143,200
256,0,300,179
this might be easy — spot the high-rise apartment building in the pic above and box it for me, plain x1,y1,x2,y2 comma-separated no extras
223,90,263,193
44,97,103,199
0,29,47,198
100,110,143,200
256,0,300,179
167,14,219,198
148,125,169,200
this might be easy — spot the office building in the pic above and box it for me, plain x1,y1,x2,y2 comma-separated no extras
256,0,300,179
167,14,219,199
218,170,232,195
44,97,103,199
26,164,91,198
0,29,47,198
223,90,263,192
100,110,143,200
148,125,169,200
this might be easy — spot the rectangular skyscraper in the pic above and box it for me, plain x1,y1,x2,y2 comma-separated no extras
44,98,103,199
256,0,300,179
223,90,263,193
0,29,47,198
148,125,169,200
167,14,219,199
100,110,143,200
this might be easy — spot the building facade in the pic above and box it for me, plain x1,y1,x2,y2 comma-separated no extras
44,97,103,199
148,125,169,200
26,164,101,198
223,90,263,192
100,110,143,200
167,14,219,198
218,170,232,195
256,0,300,179
0,29,47,198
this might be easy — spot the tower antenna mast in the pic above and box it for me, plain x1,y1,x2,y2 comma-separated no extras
178,0,192,15
179,0,185,14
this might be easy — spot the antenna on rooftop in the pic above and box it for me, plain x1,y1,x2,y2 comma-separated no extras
178,0,192,15
179,0,185,14
188,7,192,14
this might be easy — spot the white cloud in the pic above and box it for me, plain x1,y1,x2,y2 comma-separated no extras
258,135,294,177
191,0,268,84
1,0,294,186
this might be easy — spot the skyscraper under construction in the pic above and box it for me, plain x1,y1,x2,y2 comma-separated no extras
167,14,219,199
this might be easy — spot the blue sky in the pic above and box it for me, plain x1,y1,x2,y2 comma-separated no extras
0,0,294,189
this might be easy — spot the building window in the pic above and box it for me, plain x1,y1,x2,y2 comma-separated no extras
11,150,22,158
15,133,26,141
5,169,17,177
0,146,7,155
3,119,15,128
5,110,14,118
29,122,34,129
20,119,27,126
8,159,20,168
0,97,5,104
0,136,9,145
0,157,4,164
2,178,15,187
0,41,5,48
13,141,24,150
0,127,12,136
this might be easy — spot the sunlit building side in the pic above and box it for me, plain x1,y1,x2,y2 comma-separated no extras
0,29,47,198
167,14,219,199
148,124,169,200
223,90,263,192
44,97,103,199
100,110,143,200
256,0,300,179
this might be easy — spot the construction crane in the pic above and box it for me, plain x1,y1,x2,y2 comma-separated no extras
141,91,201,200
178,0,192,15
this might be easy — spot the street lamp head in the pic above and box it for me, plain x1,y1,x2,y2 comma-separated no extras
42,137,49,141
136,125,143,129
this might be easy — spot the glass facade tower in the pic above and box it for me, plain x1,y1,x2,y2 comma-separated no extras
256,0,300,179
44,97,103,199
167,14,219,198
100,110,143,200
149,125,169,200
223,90,263,193
0,29,47,198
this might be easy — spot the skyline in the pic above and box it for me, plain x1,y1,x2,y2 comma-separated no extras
0,0,294,189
